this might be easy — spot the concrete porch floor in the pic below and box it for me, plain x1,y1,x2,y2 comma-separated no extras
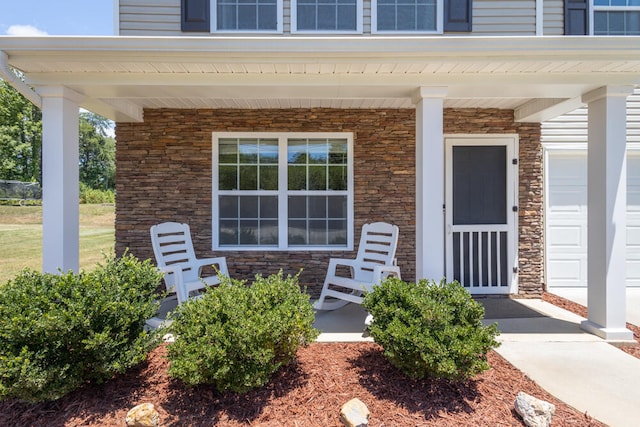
550,287,640,326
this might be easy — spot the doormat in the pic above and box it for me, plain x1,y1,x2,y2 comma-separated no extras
475,297,546,319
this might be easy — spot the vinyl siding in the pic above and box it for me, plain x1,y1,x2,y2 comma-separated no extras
120,0,543,36
541,89,640,144
471,0,536,35
543,0,564,35
119,0,182,36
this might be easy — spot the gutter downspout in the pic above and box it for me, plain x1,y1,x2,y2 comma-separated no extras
0,51,42,109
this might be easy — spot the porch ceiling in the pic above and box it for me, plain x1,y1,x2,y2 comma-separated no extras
1,35,640,122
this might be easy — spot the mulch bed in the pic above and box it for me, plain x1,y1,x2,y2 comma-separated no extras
0,346,604,426
4,293,636,426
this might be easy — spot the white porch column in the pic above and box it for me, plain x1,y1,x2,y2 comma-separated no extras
581,86,634,341
40,86,84,274
414,87,447,281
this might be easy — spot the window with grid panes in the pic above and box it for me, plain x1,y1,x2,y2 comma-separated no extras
214,0,281,31
213,133,353,250
373,0,439,32
293,0,360,32
594,0,640,35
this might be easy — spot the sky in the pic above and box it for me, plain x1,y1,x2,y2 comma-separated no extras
1,1,115,36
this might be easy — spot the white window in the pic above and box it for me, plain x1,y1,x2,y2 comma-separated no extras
593,0,640,35
292,0,362,33
213,133,354,250
372,0,442,33
212,0,283,32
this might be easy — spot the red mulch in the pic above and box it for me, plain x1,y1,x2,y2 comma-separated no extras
0,341,605,426
7,293,638,426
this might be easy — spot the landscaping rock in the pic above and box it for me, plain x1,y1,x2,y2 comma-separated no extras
514,391,556,427
126,403,159,427
340,398,370,427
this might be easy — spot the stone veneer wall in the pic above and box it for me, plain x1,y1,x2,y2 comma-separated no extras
115,108,542,297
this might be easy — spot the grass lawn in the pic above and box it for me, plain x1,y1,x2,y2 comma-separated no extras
0,204,115,284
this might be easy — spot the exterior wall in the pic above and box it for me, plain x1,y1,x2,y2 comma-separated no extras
543,0,564,35
119,0,182,36
541,88,640,144
115,108,542,296
472,0,536,35
115,109,417,297
118,0,537,36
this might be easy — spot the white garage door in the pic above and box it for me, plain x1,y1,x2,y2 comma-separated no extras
546,149,640,288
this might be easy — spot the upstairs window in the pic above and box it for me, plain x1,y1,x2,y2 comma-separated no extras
372,0,442,33
292,0,362,33
213,133,353,250
213,0,282,32
593,0,640,35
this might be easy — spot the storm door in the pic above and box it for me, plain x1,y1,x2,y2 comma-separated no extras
445,136,518,294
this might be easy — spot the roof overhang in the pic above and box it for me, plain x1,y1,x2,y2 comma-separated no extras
1,35,639,122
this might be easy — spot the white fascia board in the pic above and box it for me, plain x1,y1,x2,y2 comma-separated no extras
89,98,143,123
21,72,639,95
515,97,585,122
2,35,640,61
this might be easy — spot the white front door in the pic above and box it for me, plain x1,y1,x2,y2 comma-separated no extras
445,136,519,294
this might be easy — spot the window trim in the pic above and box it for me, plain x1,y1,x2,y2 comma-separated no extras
210,0,284,33
590,0,640,35
371,0,444,34
212,132,354,251
291,0,364,34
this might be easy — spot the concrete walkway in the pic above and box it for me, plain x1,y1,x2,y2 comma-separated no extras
486,299,640,427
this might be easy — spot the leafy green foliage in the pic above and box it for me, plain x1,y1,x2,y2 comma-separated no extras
0,79,42,183
363,277,500,381
167,271,319,393
0,253,163,402
78,112,115,190
79,182,115,204
1,79,115,190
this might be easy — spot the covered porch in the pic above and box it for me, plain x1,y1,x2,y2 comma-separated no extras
1,35,639,340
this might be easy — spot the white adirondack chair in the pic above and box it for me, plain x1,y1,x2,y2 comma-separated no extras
313,222,401,311
150,222,228,304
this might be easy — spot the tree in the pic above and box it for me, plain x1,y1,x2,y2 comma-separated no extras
79,112,115,190
0,79,42,182
0,79,115,190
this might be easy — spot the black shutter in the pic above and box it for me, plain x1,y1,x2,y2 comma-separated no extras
181,0,210,32
444,0,472,32
565,0,588,35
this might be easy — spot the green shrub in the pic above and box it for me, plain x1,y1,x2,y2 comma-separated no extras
0,253,163,402
362,277,500,381
167,271,319,393
80,183,115,204
0,199,41,206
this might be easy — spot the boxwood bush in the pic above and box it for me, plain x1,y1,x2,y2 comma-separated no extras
167,271,319,393
362,277,500,381
0,253,163,402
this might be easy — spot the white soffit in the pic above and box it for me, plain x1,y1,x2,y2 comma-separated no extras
1,36,640,122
